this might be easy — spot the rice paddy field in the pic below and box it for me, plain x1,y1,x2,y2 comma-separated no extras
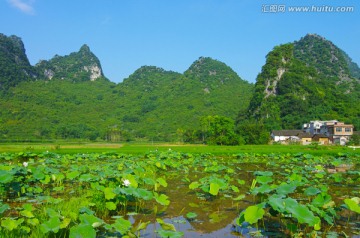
0,143,359,237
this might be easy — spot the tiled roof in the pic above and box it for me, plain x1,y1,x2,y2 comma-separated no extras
271,130,303,136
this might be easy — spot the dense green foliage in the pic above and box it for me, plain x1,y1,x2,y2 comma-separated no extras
245,34,360,131
0,44,253,142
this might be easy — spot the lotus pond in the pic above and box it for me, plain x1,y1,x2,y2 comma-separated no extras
0,150,359,237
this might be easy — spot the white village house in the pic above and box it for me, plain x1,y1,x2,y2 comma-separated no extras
271,120,354,145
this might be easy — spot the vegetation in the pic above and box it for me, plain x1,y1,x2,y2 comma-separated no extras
0,52,253,143
0,150,358,237
0,33,359,144
245,34,360,131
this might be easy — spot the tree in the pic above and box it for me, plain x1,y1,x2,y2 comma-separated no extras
201,116,241,145
237,121,270,145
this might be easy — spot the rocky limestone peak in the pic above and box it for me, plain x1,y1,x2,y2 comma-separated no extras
35,44,105,81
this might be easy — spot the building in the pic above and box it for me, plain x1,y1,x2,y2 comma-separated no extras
312,134,329,145
322,121,354,145
271,130,303,144
303,120,338,134
298,132,313,145
272,120,354,145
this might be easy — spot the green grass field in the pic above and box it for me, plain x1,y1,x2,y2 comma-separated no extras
0,142,357,155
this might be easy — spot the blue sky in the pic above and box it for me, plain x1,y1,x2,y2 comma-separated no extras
1,0,359,83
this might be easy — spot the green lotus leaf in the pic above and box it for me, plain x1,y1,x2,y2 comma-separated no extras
243,205,265,224
156,218,176,231
304,187,321,196
276,183,297,195
20,209,34,218
186,212,198,219
79,213,104,226
0,170,13,184
104,187,116,200
231,185,239,193
254,171,273,176
209,182,220,196
66,171,80,180
1,218,24,231
27,218,40,226
0,203,10,214
251,184,274,195
156,177,168,187
344,198,360,214
136,221,150,231
106,202,117,211
157,230,184,238
40,217,61,234
155,193,170,206
111,217,131,234
69,224,96,238
189,181,200,190
135,188,153,200
256,176,273,184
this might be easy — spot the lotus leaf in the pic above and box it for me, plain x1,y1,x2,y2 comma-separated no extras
243,205,265,224
186,212,198,219
256,176,273,184
111,217,131,234
1,218,24,231
156,218,176,231
0,170,13,183
106,202,117,210
40,217,61,233
209,182,220,196
276,183,297,195
69,224,96,238
104,187,116,200
304,187,321,196
157,230,184,238
344,198,360,214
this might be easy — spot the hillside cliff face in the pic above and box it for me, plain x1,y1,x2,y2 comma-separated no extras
0,34,37,89
35,44,106,82
246,34,360,129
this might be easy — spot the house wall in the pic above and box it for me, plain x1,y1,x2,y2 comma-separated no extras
333,126,353,136
318,138,329,145
301,138,312,145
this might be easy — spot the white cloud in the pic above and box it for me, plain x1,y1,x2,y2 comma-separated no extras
8,0,35,15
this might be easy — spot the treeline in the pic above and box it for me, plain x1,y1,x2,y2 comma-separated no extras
0,114,270,145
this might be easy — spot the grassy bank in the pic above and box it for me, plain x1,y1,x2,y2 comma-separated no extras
0,142,357,155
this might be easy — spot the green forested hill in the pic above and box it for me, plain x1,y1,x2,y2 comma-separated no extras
0,36,253,141
1,33,359,143
245,34,360,130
